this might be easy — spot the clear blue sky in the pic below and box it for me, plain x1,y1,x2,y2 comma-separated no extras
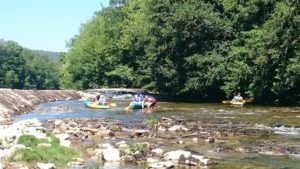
0,0,109,52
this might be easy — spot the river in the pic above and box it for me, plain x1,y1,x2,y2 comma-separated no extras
14,100,300,169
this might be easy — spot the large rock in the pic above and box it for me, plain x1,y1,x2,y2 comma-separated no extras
37,162,56,169
102,147,121,161
164,150,191,161
151,148,164,156
168,125,189,132
148,161,174,169
55,133,71,147
0,144,26,160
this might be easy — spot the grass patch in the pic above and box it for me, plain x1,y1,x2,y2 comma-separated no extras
128,143,146,153
18,135,39,147
12,134,79,167
146,118,158,125
18,135,50,148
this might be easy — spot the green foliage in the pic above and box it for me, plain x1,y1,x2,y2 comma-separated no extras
0,40,60,89
105,65,133,87
146,118,158,125
17,135,39,147
60,0,300,104
128,143,146,153
222,1,300,103
32,50,61,62
12,134,78,167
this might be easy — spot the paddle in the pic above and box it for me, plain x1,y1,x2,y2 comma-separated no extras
110,103,117,107
222,100,231,104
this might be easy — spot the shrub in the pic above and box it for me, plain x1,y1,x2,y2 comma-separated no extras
17,135,39,147
12,134,79,167
128,143,146,153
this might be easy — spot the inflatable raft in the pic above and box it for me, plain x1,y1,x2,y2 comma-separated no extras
125,102,151,110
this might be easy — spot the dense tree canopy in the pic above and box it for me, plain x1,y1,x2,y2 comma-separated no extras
0,39,59,89
60,0,300,104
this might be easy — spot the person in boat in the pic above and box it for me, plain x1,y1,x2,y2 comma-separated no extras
94,93,100,102
230,92,243,103
133,93,139,102
138,94,144,106
128,93,144,109
98,95,107,105
143,95,157,108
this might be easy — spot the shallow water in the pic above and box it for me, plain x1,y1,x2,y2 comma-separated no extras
14,100,300,169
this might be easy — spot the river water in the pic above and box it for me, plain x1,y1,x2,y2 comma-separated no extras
14,100,300,169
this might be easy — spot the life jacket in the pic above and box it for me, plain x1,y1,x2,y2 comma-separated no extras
147,96,156,103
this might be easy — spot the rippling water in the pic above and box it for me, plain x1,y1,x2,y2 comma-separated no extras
14,100,300,169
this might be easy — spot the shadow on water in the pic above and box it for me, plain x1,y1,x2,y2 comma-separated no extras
13,100,300,169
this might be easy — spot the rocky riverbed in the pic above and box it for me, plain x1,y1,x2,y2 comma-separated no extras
3,114,300,169
3,113,300,169
1,89,300,169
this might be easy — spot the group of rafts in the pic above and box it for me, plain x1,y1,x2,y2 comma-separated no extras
84,93,252,109
84,94,157,110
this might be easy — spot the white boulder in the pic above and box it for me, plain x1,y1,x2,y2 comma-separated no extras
164,150,191,160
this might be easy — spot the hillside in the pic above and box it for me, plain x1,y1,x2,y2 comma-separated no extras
33,50,61,62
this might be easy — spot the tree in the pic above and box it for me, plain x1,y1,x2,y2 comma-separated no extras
0,39,59,89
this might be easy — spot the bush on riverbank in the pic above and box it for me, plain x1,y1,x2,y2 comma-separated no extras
17,135,41,147
128,143,147,154
10,134,79,167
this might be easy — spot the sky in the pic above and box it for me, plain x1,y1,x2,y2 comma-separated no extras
0,0,109,52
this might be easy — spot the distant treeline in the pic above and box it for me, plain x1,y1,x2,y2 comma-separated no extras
0,39,59,89
60,0,300,104
32,50,61,62
1,0,299,104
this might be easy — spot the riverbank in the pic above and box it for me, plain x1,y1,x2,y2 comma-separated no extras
0,89,81,123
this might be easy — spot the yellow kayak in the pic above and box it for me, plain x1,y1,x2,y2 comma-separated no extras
231,101,245,105
222,100,246,105
84,100,110,109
